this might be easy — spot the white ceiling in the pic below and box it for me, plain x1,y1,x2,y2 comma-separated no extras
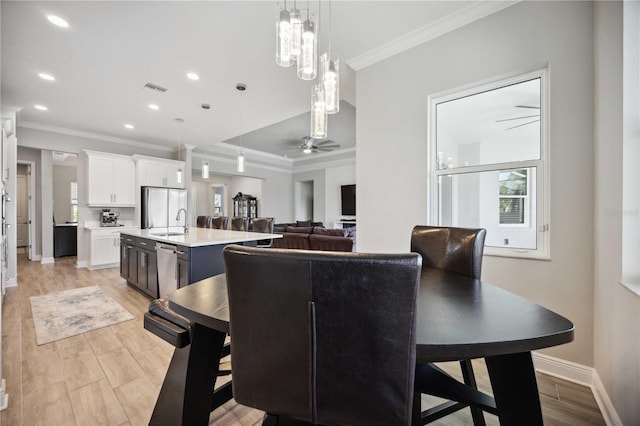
1,1,515,159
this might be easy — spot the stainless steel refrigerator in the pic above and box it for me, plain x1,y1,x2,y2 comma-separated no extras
141,186,188,229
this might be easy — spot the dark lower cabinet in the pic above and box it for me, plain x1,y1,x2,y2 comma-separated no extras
137,248,158,298
119,234,235,298
120,235,157,298
120,235,137,284
54,225,77,258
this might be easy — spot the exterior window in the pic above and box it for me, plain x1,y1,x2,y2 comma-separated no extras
71,182,78,223
499,169,528,225
429,70,549,259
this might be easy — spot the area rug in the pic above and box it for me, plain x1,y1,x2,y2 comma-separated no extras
30,286,134,345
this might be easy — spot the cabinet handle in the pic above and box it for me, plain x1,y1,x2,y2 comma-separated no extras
139,241,147,246
113,193,116,203
141,252,146,268
175,262,178,281
176,250,185,255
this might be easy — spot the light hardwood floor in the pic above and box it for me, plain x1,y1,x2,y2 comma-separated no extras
1,254,605,425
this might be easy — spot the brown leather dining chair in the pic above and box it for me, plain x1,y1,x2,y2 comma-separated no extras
196,215,211,228
410,225,490,425
230,216,249,231
210,216,229,230
223,245,423,426
251,217,274,247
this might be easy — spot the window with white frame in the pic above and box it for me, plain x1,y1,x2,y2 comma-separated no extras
70,182,78,223
429,70,549,259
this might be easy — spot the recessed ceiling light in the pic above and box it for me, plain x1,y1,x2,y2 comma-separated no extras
124,124,134,129
148,104,159,110
186,72,199,81
47,15,69,28
34,105,48,111
38,72,56,81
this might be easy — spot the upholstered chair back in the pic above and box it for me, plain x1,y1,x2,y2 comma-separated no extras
211,216,228,230
410,225,486,279
224,245,422,426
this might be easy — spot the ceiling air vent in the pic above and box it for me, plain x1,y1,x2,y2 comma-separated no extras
143,82,168,93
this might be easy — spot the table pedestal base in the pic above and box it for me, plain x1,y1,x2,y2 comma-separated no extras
149,323,231,426
485,351,543,425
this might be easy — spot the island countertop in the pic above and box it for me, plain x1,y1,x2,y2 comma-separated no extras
120,227,281,248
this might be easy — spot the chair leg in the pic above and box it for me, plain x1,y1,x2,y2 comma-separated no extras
460,359,486,426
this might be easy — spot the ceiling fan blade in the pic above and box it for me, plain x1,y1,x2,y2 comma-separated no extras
315,140,336,146
515,105,541,109
316,148,335,152
506,119,540,130
495,114,540,123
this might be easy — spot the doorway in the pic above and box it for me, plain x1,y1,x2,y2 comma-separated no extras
295,180,314,221
211,184,226,216
16,162,34,260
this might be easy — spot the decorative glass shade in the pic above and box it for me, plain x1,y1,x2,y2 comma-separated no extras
237,152,245,173
289,8,302,60
202,160,209,179
297,18,317,80
310,84,327,139
321,52,339,114
276,8,293,67
176,167,183,184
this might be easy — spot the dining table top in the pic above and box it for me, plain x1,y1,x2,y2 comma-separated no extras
167,266,574,363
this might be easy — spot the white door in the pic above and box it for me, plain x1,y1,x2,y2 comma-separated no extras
16,174,28,247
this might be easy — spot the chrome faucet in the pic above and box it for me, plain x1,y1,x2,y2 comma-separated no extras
176,208,189,234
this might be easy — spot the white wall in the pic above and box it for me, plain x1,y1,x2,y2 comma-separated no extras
325,164,355,228
292,169,325,224
357,1,594,367
593,2,640,424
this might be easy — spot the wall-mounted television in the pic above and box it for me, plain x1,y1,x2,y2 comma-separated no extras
340,184,356,216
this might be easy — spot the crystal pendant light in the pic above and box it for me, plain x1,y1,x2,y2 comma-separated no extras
276,5,293,67
237,152,245,173
310,84,327,139
320,0,339,114
297,10,317,80
321,52,339,114
290,2,302,60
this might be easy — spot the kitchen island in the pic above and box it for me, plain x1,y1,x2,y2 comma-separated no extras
119,227,280,298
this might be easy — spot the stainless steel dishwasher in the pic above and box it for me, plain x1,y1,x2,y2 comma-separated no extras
156,243,178,298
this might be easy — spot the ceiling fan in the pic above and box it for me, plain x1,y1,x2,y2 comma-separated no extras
496,105,541,130
287,136,341,154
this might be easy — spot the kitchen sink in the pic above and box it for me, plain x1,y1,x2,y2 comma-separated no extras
151,232,186,237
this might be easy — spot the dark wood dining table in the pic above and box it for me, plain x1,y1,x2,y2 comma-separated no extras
149,267,574,426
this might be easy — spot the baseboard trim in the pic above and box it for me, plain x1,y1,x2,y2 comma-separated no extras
76,260,87,269
532,351,593,386
532,352,621,425
40,257,55,264
88,262,119,271
592,370,624,426
32,254,42,261
4,278,17,288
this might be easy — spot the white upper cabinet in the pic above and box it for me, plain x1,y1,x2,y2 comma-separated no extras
135,156,185,188
84,151,135,207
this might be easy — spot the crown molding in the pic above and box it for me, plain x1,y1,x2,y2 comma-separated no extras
347,1,520,71
17,121,174,153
